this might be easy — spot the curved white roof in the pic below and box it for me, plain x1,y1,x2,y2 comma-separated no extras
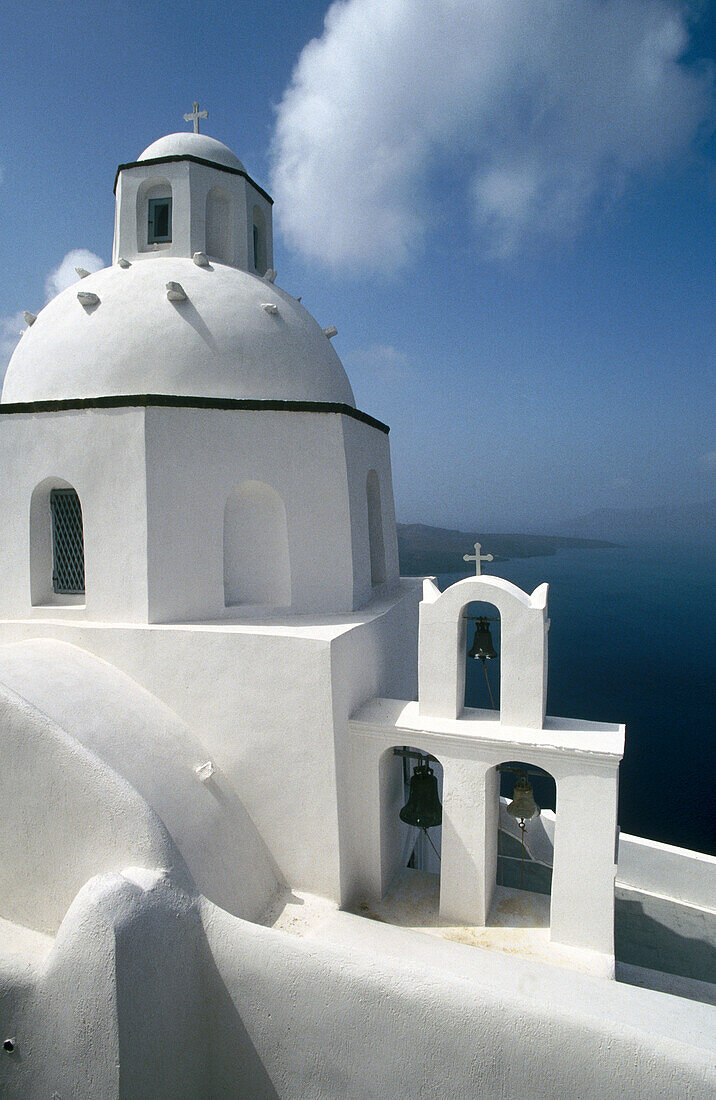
2,259,355,406
0,638,279,924
138,132,245,172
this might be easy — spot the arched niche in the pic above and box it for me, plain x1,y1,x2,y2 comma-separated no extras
418,575,549,728
366,469,386,586
29,477,86,606
136,177,172,251
205,185,232,263
223,480,291,608
251,205,267,274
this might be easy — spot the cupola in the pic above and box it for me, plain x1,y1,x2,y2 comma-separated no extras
112,123,273,273
1,114,354,407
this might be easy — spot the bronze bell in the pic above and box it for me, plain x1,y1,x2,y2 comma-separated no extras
399,759,442,830
468,617,497,661
506,775,540,822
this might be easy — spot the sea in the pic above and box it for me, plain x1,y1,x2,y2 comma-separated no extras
437,539,716,857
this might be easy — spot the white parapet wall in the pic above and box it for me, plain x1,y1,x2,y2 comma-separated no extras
4,870,715,1099
617,833,716,912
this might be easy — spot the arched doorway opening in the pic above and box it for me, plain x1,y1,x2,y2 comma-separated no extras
490,760,556,929
223,480,291,609
464,600,500,713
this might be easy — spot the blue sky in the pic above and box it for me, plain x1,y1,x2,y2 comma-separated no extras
1,0,713,531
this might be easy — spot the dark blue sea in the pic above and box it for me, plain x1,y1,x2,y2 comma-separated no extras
439,540,716,856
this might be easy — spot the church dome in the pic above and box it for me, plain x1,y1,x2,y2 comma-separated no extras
137,132,245,171
1,259,355,406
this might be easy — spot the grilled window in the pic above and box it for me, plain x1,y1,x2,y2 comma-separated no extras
50,488,85,594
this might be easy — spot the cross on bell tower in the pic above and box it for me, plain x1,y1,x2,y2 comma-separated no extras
463,541,494,576
183,101,208,134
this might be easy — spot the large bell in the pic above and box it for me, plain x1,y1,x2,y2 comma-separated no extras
468,617,497,661
506,775,540,823
399,760,442,830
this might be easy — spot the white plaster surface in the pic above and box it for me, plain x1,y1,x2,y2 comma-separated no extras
0,638,280,930
0,404,398,620
348,868,614,977
419,574,549,726
0,124,713,1100
138,131,246,170
617,832,716,911
349,695,622,959
201,896,716,1099
0,580,421,903
2,260,355,405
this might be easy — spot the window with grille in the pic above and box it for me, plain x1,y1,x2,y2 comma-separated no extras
50,488,85,594
148,196,172,243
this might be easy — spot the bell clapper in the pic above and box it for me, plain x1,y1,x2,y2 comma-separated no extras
422,826,441,862
518,818,527,890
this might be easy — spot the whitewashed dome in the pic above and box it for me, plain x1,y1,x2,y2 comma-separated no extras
1,259,355,405
138,131,245,171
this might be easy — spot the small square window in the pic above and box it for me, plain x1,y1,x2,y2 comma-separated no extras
148,197,172,244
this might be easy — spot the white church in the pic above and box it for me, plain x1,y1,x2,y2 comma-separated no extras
0,115,713,1098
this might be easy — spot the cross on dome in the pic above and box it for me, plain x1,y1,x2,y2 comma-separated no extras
183,101,208,133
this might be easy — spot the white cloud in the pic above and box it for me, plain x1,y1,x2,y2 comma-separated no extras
271,0,712,268
44,248,104,301
347,342,410,368
0,249,106,384
0,311,25,374
345,342,412,383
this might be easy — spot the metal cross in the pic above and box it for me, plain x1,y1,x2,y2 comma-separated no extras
463,541,494,576
183,101,208,133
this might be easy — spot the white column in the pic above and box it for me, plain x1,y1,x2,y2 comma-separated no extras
550,763,619,957
439,758,495,926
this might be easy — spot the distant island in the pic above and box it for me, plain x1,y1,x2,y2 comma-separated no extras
561,498,716,544
397,523,618,576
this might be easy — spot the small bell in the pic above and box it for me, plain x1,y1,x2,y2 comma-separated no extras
399,759,442,830
468,617,497,661
506,775,540,823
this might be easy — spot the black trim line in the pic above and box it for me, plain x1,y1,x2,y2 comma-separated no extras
114,155,273,204
0,394,389,433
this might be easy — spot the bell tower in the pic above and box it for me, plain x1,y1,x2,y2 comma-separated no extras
112,120,274,272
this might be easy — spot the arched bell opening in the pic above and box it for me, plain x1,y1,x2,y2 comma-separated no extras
489,760,556,929
464,600,501,713
378,745,443,906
